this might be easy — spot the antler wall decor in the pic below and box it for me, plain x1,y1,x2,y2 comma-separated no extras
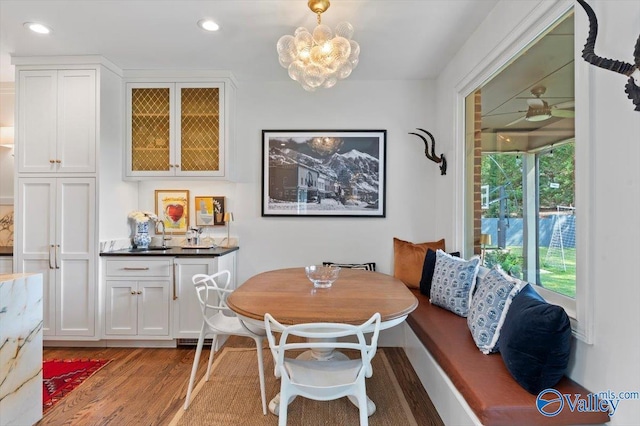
408,128,447,175
577,0,640,111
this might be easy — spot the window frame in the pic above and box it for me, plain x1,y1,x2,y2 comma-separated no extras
454,0,593,343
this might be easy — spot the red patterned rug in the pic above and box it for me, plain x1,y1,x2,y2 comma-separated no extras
43,359,111,414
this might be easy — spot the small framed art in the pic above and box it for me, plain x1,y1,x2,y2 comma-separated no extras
155,190,189,233
194,196,226,226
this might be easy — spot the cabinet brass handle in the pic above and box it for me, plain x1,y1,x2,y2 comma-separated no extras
55,244,60,269
172,263,177,300
131,291,136,295
49,245,54,269
123,267,149,271
55,159,61,163
49,159,55,164
137,290,142,295
174,164,180,168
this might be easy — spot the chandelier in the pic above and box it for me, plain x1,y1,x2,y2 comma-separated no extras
277,0,360,91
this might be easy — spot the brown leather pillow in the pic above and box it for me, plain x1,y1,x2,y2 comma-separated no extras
393,237,446,288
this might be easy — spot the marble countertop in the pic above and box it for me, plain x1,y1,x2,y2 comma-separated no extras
0,247,13,256
100,246,239,257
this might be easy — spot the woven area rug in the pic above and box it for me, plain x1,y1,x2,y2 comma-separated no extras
170,348,417,426
43,359,110,414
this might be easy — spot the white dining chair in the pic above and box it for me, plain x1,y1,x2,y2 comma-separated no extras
184,270,267,414
264,312,382,426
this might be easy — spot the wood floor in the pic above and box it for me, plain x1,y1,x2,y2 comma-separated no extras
40,337,443,425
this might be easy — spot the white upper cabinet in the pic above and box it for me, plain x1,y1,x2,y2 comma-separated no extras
124,76,235,180
17,69,96,174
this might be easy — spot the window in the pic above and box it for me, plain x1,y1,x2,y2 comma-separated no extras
478,144,575,297
537,144,575,298
465,11,576,314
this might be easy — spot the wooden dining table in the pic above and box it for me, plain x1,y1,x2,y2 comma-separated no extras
226,267,418,417
227,267,417,326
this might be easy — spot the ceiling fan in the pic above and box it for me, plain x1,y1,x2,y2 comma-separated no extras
506,85,575,127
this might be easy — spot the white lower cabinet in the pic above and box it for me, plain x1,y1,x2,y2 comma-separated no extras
105,280,170,336
103,257,172,339
17,177,96,339
102,251,237,342
173,257,216,338
173,251,237,338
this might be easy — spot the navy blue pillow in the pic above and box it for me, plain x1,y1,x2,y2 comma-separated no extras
497,284,571,394
419,249,460,296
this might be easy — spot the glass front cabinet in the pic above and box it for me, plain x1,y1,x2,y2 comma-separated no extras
125,79,235,179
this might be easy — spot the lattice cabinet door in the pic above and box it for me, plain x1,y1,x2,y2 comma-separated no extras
126,83,175,177
175,82,225,177
125,81,227,178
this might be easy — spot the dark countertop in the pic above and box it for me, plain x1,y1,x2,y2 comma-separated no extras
0,247,13,256
100,246,238,257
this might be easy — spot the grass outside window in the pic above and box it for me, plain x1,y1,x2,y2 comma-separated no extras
485,246,576,298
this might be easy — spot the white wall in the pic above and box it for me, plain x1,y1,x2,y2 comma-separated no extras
436,0,640,424
571,3,640,424
98,66,138,243
137,79,439,283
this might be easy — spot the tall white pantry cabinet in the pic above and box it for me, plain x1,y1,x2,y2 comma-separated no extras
16,178,95,336
14,58,124,341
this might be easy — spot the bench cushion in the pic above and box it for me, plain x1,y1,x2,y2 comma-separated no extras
407,289,609,425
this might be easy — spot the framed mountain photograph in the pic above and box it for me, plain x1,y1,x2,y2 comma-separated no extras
262,130,386,217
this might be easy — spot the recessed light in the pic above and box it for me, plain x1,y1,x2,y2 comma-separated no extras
197,19,219,32
24,22,52,34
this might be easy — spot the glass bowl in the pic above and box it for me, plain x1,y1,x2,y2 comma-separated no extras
305,265,341,288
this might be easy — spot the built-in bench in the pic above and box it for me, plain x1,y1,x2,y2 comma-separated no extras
403,289,610,425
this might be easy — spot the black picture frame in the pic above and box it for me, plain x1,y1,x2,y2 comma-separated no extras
262,130,387,217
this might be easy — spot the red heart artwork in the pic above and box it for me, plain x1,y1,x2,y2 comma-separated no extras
165,204,184,223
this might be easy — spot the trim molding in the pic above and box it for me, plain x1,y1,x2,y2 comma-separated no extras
452,0,593,343
11,55,123,77
0,82,15,95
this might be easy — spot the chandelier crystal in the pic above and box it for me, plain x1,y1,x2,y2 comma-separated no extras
277,0,360,91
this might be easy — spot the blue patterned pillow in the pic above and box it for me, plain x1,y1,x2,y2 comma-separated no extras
467,267,522,354
430,250,480,317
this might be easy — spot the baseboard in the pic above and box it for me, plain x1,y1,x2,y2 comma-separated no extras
106,339,178,348
403,325,481,426
44,340,107,348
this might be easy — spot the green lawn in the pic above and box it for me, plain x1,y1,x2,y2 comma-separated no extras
485,246,576,298
539,247,576,298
